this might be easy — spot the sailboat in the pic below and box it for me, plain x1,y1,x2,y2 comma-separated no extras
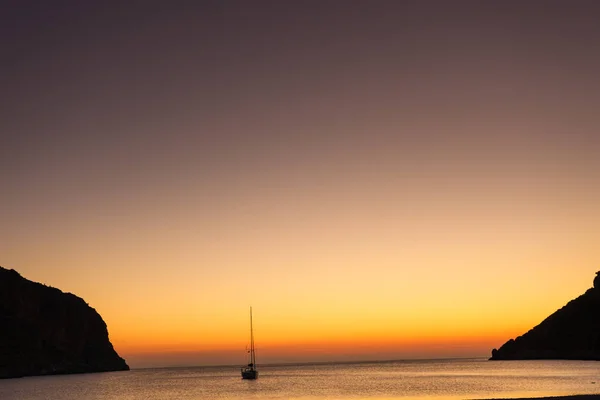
241,307,258,379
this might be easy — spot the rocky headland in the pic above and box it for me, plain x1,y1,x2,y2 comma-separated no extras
490,271,600,360
0,266,129,378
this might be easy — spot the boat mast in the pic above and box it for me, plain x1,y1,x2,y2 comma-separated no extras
250,306,255,367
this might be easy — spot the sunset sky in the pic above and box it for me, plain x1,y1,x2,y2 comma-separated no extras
2,1,599,368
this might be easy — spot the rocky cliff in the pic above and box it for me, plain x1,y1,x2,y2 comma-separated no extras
490,272,600,360
0,266,129,378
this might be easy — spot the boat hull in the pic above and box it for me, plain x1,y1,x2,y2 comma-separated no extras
241,369,258,380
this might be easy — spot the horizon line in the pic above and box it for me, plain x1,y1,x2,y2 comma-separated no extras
131,356,490,371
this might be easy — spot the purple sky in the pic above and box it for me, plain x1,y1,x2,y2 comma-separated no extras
4,1,599,234
4,1,600,184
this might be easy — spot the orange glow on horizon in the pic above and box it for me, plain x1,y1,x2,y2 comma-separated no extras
114,331,521,369
110,317,529,359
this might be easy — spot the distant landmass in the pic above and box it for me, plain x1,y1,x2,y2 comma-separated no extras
0,266,129,378
490,271,600,360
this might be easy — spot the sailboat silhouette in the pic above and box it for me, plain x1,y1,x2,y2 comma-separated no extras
241,307,258,379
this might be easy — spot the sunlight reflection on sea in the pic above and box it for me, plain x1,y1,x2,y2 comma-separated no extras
0,358,599,400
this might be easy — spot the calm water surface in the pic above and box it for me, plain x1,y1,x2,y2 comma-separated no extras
1,358,599,400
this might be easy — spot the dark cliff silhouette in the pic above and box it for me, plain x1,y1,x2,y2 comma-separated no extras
490,271,600,360
0,266,129,378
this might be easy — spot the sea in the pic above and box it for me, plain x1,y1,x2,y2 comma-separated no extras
1,358,599,400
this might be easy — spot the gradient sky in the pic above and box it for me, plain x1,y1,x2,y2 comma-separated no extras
2,1,600,368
